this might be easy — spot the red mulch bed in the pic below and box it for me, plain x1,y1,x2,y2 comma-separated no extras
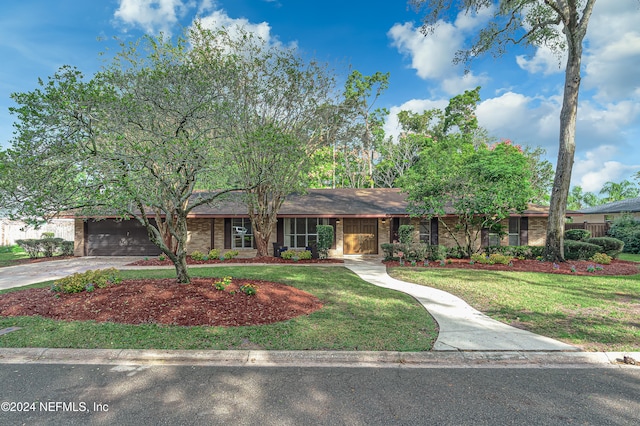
0,278,323,327
127,256,343,266
384,258,640,276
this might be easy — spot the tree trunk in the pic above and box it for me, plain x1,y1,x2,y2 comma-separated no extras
173,252,190,284
255,230,270,257
544,44,582,262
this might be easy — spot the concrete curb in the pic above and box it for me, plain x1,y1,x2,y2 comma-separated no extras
1,348,639,369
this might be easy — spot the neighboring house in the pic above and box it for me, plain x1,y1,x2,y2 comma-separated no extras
72,188,552,257
578,197,640,223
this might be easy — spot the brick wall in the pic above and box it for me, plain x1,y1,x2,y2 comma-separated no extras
528,217,546,246
186,218,211,253
74,219,85,256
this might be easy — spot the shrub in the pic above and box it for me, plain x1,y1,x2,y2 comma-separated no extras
608,214,640,254
483,245,544,260
446,246,466,259
564,240,601,260
381,243,396,261
317,225,334,259
59,241,74,256
565,229,591,241
239,283,258,296
41,237,64,257
208,249,220,259
15,239,43,259
425,245,448,261
470,253,511,265
400,242,428,262
489,253,512,265
590,252,612,265
281,250,311,260
223,250,239,260
190,250,206,261
586,237,624,258
398,225,414,245
212,276,232,291
51,268,121,294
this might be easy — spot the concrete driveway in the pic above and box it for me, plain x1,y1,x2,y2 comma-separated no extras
0,257,143,290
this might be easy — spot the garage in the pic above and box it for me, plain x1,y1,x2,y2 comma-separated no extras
85,219,161,256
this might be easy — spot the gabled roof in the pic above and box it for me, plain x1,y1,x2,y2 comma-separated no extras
579,197,640,214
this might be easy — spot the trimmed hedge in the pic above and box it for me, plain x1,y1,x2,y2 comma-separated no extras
15,237,71,259
563,240,601,260
565,229,591,241
586,237,624,258
483,245,544,260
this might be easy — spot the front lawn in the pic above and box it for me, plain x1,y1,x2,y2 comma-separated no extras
389,267,640,352
618,253,640,262
0,245,29,268
0,266,437,351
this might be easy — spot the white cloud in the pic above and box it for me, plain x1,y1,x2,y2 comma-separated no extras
383,98,448,142
572,146,640,192
441,72,488,97
387,11,491,95
583,0,640,102
388,21,462,80
198,10,274,45
114,0,195,35
477,92,560,152
516,45,566,75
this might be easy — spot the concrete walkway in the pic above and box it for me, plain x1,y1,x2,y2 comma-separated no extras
344,257,579,352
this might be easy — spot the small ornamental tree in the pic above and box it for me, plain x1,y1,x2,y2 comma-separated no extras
317,225,334,259
403,137,535,257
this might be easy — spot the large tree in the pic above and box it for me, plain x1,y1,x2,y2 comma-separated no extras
212,27,337,257
2,26,250,283
410,0,597,261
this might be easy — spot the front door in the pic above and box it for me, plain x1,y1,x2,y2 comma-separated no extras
343,219,378,254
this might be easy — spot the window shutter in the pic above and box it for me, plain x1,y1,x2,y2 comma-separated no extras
520,217,529,246
329,218,337,249
224,218,231,249
391,218,399,243
277,218,284,246
430,218,439,246
481,228,489,247
210,219,215,250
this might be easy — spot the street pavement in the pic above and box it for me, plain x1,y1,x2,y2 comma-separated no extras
0,361,639,425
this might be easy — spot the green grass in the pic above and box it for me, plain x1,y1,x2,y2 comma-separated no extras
619,253,640,262
0,266,437,351
389,267,640,352
0,245,29,267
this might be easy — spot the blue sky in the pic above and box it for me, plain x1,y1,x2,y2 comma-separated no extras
1,0,639,194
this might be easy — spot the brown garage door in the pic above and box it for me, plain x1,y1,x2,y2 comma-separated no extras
343,219,378,254
86,219,162,256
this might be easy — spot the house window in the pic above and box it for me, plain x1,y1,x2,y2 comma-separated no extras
419,219,431,245
488,232,501,246
509,217,520,246
285,218,326,248
232,218,253,249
